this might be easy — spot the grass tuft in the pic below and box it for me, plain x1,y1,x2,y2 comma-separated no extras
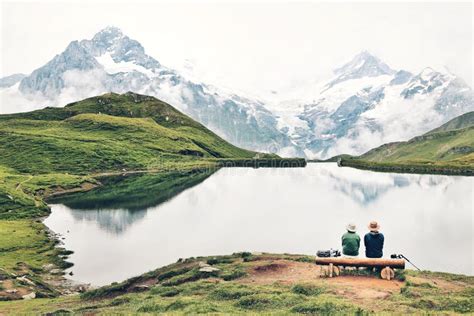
291,284,325,296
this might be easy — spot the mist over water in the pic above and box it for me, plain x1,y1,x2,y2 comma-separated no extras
45,164,473,286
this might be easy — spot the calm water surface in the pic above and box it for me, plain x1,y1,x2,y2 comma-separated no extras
44,164,473,286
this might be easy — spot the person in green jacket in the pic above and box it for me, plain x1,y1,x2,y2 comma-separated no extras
341,223,361,257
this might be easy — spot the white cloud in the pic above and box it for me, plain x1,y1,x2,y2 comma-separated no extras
0,83,48,114
57,69,108,105
0,1,472,99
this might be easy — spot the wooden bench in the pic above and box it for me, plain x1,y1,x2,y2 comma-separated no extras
315,257,405,280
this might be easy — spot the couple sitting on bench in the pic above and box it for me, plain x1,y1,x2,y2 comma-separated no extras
341,221,384,258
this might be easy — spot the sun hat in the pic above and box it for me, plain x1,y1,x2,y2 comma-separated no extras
346,223,356,233
368,221,380,232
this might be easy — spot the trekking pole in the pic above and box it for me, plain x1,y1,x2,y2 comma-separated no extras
400,254,421,271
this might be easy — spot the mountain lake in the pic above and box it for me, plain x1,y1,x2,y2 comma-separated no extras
44,163,473,286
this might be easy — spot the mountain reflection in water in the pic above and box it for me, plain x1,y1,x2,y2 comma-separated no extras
48,170,214,234
45,164,472,285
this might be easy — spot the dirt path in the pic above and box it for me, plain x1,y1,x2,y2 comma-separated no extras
239,259,404,301
15,175,33,191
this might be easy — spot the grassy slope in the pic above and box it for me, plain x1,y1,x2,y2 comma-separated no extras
425,111,474,135
341,112,474,174
0,253,472,315
0,220,73,300
0,92,259,175
0,92,268,220
0,92,295,301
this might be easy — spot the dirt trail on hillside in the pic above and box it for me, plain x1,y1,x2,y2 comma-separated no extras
239,259,403,301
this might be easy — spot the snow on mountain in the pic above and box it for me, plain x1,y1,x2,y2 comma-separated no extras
1,30,472,159
284,53,473,158
2,26,297,155
325,50,396,90
0,73,26,88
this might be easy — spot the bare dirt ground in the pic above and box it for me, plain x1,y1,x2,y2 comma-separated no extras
240,258,404,301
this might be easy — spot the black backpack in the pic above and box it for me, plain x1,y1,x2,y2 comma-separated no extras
316,249,341,257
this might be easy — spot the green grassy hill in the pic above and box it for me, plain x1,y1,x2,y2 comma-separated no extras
425,111,474,135
340,112,474,175
0,92,296,220
0,92,259,176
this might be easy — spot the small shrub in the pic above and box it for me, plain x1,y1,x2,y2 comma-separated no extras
150,286,181,297
222,269,247,281
136,303,166,313
207,257,235,265
80,281,129,300
165,299,190,311
291,301,354,315
161,268,218,286
411,298,438,310
157,267,192,282
209,284,255,300
400,286,421,298
109,296,131,306
394,269,406,281
235,294,274,310
291,284,324,296
295,256,314,263
237,252,252,258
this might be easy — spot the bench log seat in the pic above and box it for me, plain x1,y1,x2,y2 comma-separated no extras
315,257,405,280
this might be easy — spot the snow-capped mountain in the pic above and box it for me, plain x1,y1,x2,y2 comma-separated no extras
1,28,472,159
275,51,473,158
0,73,25,88
3,27,297,155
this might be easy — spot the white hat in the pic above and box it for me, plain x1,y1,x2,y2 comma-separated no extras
346,223,356,233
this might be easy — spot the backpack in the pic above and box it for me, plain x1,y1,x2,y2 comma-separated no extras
316,249,341,257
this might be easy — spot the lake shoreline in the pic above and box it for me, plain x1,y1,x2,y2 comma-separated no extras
0,159,307,302
339,159,474,176
308,160,474,176
0,253,472,314
1,162,471,309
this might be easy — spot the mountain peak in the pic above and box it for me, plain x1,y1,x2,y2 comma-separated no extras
334,50,395,77
93,26,124,40
91,26,125,48
323,51,396,89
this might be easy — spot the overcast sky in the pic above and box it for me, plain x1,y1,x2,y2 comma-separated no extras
1,0,472,97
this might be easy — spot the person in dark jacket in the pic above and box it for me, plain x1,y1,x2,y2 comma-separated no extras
341,223,360,256
364,221,384,258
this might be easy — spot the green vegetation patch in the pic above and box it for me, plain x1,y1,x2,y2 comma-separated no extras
0,220,71,299
411,297,474,314
291,283,325,296
291,299,359,315
208,283,256,300
341,113,474,175
0,220,66,273
235,292,304,311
